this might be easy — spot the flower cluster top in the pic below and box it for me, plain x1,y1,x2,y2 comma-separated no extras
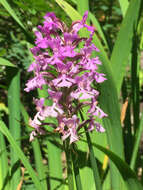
25,11,107,143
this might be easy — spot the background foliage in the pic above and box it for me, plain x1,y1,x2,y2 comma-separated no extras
0,0,143,190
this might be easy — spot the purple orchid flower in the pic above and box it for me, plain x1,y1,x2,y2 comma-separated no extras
25,11,107,143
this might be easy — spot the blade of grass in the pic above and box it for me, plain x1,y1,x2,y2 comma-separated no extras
111,0,141,94
0,0,34,44
76,0,89,18
118,0,129,17
89,142,143,190
0,0,25,30
0,57,17,67
0,120,42,190
131,34,140,134
88,12,109,51
20,103,48,190
79,109,102,190
130,111,143,169
7,68,21,190
0,131,10,190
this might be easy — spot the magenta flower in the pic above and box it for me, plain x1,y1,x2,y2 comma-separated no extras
25,11,107,143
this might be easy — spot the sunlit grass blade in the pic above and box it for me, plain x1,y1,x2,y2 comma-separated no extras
111,0,141,94
118,0,129,16
20,103,48,190
0,120,42,190
0,57,17,67
7,68,21,190
76,0,89,17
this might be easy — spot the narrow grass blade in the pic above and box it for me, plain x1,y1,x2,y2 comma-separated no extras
71,145,83,190
0,132,10,190
7,68,21,190
111,0,141,94
0,120,42,190
76,0,89,16
88,12,109,50
130,111,143,169
86,132,102,190
131,35,140,133
0,0,26,30
118,0,129,16
0,1,34,44
0,57,17,67
21,103,48,190
79,109,102,190
91,143,143,190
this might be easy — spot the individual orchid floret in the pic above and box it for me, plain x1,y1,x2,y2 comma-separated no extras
25,11,107,143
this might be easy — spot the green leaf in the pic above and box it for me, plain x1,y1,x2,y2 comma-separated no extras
118,0,129,16
91,143,143,190
0,132,10,190
0,58,17,67
0,0,26,30
21,103,48,190
88,12,109,50
7,68,21,189
0,120,42,190
130,111,143,169
111,0,141,94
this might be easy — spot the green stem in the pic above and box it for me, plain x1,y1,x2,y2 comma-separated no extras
79,111,102,190
64,142,74,190
131,33,140,134
71,144,83,190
